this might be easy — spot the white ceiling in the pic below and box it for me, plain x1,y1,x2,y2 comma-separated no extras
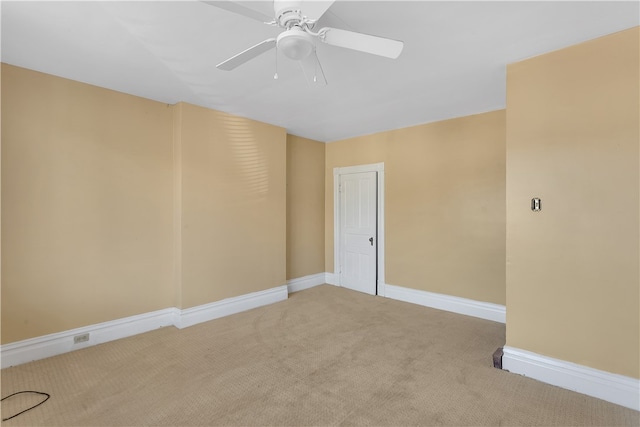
2,1,638,142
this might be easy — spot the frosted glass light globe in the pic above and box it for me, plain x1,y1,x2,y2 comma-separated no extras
277,27,314,60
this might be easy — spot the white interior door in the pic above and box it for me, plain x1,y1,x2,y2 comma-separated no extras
339,171,377,295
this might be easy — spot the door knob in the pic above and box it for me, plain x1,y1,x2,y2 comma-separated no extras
369,237,374,246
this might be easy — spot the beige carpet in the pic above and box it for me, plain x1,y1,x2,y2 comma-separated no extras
2,285,638,426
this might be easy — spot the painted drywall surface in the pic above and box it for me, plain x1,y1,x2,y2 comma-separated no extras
176,103,286,309
326,111,506,305
1,64,174,343
286,135,325,280
506,27,639,378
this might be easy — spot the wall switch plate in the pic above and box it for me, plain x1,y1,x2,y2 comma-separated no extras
531,197,541,211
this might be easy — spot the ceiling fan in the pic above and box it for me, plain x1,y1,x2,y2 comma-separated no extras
204,0,404,84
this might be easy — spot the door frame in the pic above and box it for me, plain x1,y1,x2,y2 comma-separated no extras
333,162,385,296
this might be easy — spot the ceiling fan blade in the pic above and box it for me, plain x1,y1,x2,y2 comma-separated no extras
301,0,335,21
299,50,327,85
320,27,404,59
201,1,274,23
217,38,277,71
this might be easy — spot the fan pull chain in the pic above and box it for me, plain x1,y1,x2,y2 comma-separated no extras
274,47,279,80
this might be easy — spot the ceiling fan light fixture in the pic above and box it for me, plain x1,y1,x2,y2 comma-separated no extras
277,27,314,60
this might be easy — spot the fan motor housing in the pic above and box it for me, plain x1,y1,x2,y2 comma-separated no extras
274,1,303,19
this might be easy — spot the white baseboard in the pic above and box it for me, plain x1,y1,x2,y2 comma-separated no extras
287,273,327,293
325,272,338,286
0,308,177,368
384,284,506,323
1,285,288,368
177,285,288,329
377,281,387,297
502,346,640,411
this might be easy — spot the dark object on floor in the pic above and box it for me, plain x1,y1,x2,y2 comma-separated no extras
493,347,504,369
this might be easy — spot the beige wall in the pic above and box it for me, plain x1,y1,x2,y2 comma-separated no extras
286,135,325,280
326,111,506,305
1,64,175,343
506,27,639,378
175,103,286,308
2,65,288,342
